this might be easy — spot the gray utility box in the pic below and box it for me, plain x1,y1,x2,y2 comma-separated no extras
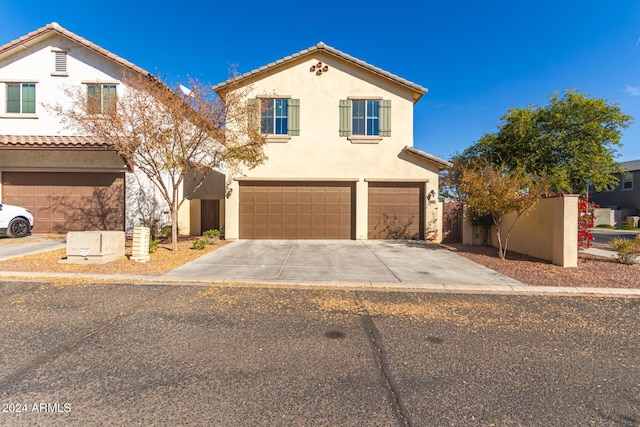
66,231,125,264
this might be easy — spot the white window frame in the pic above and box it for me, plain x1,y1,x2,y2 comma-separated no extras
622,173,633,191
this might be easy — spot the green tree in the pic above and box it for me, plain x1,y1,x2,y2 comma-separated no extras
457,160,548,259
457,90,633,196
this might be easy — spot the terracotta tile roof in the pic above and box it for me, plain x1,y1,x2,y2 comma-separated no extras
0,22,150,77
213,42,428,101
0,135,111,149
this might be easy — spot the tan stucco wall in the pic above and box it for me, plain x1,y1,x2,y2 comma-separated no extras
463,195,579,267
224,52,441,240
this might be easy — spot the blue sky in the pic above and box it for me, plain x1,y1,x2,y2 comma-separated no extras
2,0,640,161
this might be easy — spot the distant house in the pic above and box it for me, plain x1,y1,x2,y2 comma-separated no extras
591,159,640,222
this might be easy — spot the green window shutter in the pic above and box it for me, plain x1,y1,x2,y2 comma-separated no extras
288,98,300,136
21,84,36,114
339,99,351,136
7,84,20,113
380,99,391,137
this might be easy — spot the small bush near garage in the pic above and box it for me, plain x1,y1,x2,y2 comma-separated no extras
192,229,222,250
610,238,640,265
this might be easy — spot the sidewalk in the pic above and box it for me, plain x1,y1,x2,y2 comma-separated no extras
0,238,638,298
1,269,639,298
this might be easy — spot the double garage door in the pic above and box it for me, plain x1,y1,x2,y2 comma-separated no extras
239,181,423,239
1,172,125,234
239,182,355,239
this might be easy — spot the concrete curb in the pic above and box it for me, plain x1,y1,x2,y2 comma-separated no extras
0,271,638,298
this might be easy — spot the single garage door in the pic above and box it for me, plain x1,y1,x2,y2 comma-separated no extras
368,182,424,239
1,172,125,233
239,181,354,239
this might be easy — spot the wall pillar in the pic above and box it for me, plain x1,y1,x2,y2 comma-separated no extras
553,195,578,267
355,179,368,240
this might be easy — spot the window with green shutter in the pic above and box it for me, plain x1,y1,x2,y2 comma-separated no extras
340,98,390,138
258,97,300,136
6,83,36,114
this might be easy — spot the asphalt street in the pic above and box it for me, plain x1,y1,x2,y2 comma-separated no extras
0,281,638,426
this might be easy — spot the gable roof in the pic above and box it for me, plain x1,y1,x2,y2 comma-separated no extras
0,22,151,76
621,159,640,172
213,42,428,102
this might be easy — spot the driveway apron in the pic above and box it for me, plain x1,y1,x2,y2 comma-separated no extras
163,240,522,286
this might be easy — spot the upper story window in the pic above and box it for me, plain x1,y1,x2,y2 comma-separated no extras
86,83,117,115
352,99,379,136
261,98,289,135
251,97,300,141
339,98,391,142
622,173,633,190
6,83,36,114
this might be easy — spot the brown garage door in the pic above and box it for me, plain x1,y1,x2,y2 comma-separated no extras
239,181,354,239
2,172,125,233
368,182,424,239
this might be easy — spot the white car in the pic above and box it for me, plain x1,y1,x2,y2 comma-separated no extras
0,203,34,238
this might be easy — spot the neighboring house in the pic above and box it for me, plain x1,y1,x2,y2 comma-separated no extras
212,42,450,240
591,159,640,223
0,23,204,235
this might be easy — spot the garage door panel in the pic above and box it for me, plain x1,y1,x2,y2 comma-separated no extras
368,183,424,240
240,182,354,239
2,172,125,234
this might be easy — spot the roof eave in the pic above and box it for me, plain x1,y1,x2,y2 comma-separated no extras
403,146,452,170
0,22,151,77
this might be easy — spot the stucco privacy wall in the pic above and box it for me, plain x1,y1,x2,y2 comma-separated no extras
463,195,578,267
224,51,442,240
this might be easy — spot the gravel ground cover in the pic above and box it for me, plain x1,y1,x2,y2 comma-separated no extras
0,235,638,289
444,243,640,289
0,237,226,276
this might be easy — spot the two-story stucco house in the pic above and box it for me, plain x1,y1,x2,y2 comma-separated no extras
212,43,450,241
0,23,192,235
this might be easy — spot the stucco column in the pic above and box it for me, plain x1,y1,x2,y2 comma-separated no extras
553,194,578,267
225,180,240,240
355,180,368,240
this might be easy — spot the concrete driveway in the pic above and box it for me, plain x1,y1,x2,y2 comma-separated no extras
0,235,66,261
163,240,522,286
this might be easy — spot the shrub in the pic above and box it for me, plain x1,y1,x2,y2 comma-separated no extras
578,198,598,250
160,225,173,238
149,239,159,253
618,223,637,230
610,238,640,265
203,229,221,240
192,237,208,250
596,224,614,229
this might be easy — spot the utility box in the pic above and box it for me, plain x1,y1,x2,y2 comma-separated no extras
131,227,151,263
625,216,640,227
65,231,125,264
